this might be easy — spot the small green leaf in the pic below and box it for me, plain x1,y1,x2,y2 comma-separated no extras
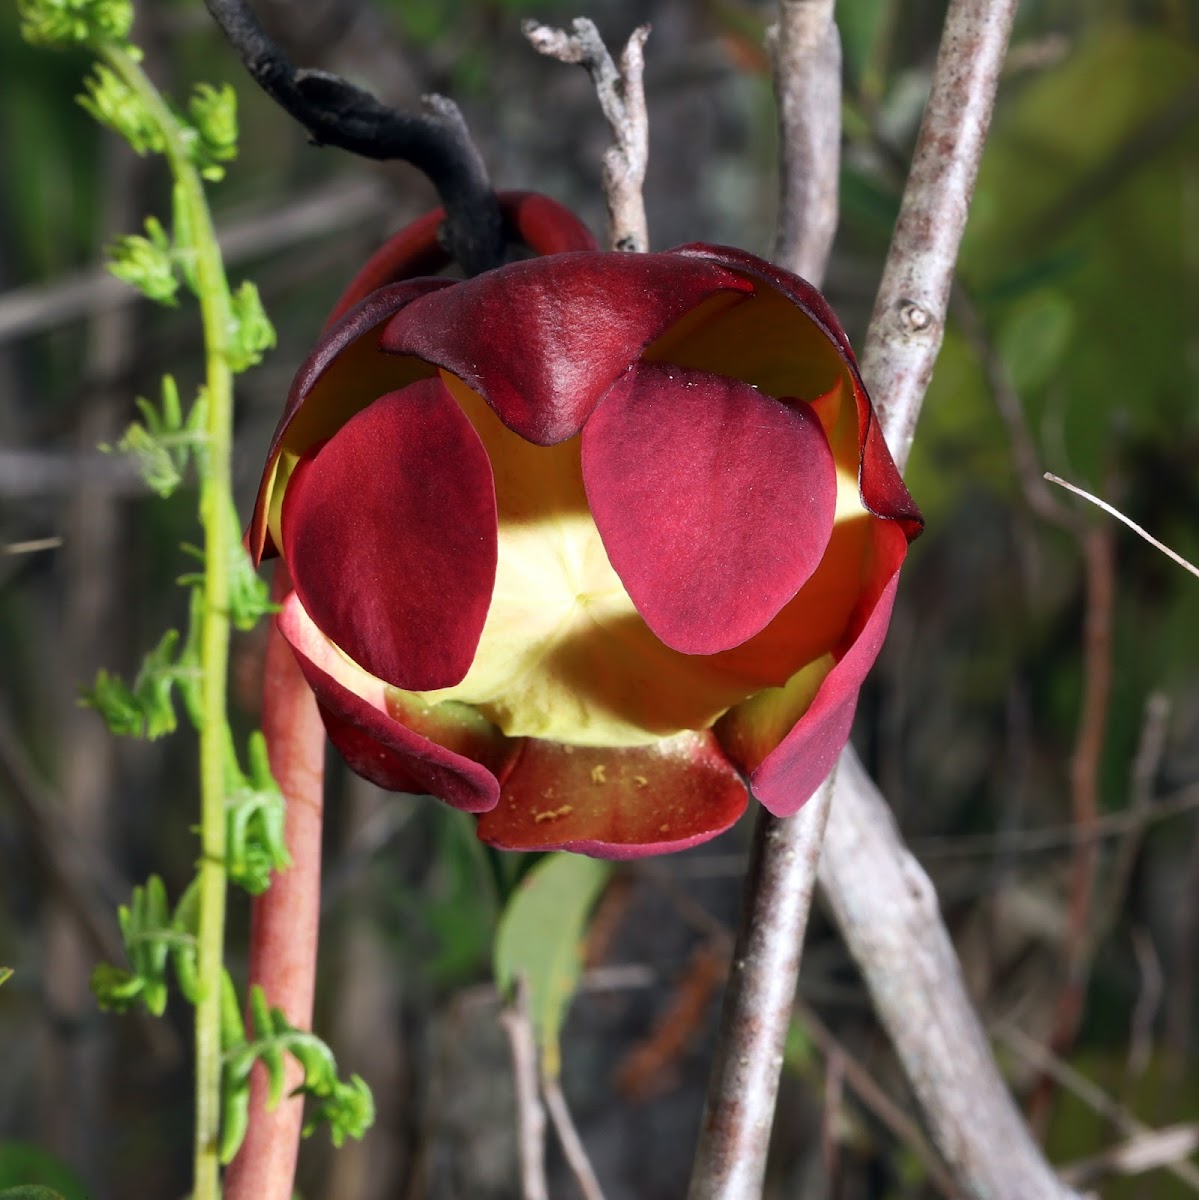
227,281,276,373
17,0,133,48
187,82,238,180
80,669,144,737
494,853,612,1077
0,968,12,989
226,731,290,894
78,64,163,155
107,216,179,305
103,376,206,498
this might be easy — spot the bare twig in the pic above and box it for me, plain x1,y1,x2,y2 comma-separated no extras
541,1073,606,1200
225,566,326,1200
807,2,1075,1195
769,0,841,283
202,0,503,274
951,288,1078,529
687,1,844,1187
1126,927,1162,1085
499,977,549,1200
1059,1122,1199,1189
1030,524,1115,1129
822,751,1077,1199
688,773,836,1200
522,19,650,252
912,780,1199,858
795,999,961,1199
998,1023,1199,1192
1045,473,1199,580
862,0,1019,469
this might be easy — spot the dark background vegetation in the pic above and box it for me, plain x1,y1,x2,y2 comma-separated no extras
1,0,1198,1196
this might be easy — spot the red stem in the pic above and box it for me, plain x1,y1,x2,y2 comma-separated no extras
225,564,326,1200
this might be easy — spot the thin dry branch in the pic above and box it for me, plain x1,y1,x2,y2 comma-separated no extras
862,0,1019,469
769,0,841,283
1060,1122,1199,1190
500,978,550,1200
795,999,961,1199
998,1023,1199,1193
822,751,1077,1199
688,775,836,1199
541,1073,606,1200
687,0,843,1187
522,18,650,252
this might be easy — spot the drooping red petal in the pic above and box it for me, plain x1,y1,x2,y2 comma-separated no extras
668,243,923,538
581,362,837,656
379,252,754,445
277,591,503,812
249,279,453,563
326,191,599,326
281,375,497,692
477,733,748,859
718,519,909,815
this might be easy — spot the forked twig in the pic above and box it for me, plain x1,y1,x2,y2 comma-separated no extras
523,18,650,252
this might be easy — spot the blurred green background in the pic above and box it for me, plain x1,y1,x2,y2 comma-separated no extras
1,0,1198,1196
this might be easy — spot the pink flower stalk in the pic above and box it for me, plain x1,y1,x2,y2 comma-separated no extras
250,192,922,858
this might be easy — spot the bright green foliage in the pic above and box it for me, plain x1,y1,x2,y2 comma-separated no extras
225,732,291,895
83,624,196,739
105,375,207,499
186,82,239,181
91,876,198,1016
0,969,11,989
220,985,375,1163
494,853,612,1077
78,63,163,154
107,215,179,305
16,0,132,49
227,280,277,372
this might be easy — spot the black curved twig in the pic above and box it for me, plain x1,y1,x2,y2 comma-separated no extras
202,0,505,276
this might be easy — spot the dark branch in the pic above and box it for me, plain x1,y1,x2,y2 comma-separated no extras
202,0,505,276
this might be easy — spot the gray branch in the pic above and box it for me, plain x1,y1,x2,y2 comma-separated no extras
769,0,841,283
689,0,844,1191
523,18,650,252
822,752,1079,1199
687,773,836,1199
861,0,1017,470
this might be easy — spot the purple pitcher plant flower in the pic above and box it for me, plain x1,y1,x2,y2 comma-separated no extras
250,192,922,858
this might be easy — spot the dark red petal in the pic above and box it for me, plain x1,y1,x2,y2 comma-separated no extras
326,191,598,326
477,734,747,859
281,375,497,692
379,252,754,445
250,279,452,563
669,243,923,539
277,591,502,812
582,362,837,655
721,520,908,815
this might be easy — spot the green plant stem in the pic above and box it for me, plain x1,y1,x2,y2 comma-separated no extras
101,41,236,1200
